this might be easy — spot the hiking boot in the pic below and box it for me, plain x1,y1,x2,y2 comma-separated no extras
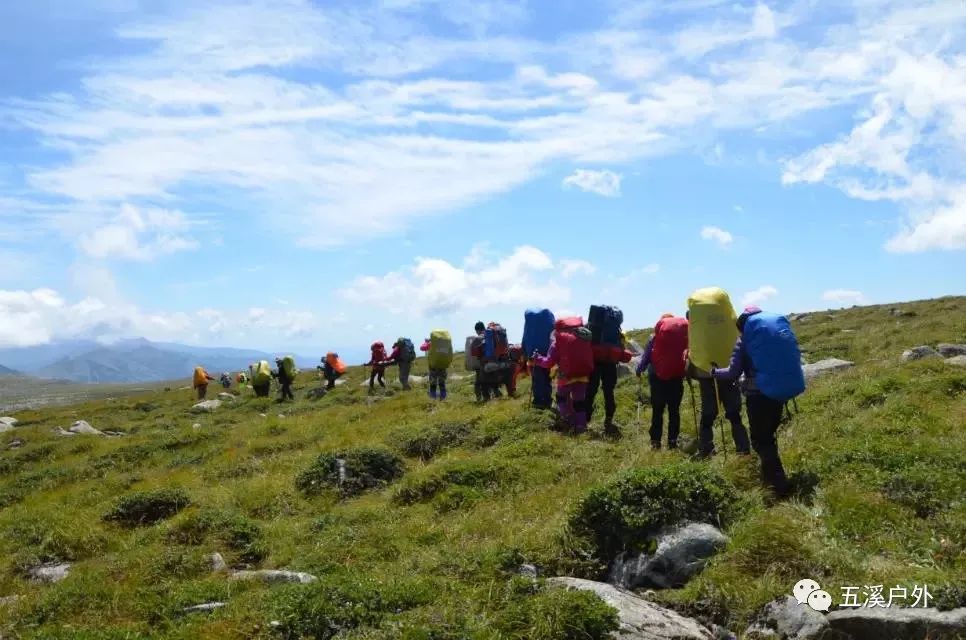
651,440,662,450
668,440,679,450
440,390,447,400
603,421,622,440
429,390,437,400
694,447,717,460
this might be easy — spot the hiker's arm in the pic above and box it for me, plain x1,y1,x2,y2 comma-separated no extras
636,337,654,375
711,339,744,379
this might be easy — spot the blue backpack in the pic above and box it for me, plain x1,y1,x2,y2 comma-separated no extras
522,308,555,357
742,312,806,401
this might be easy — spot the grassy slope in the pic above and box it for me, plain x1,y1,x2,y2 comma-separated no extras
0,297,964,639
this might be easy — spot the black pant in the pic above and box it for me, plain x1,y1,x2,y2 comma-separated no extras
746,393,790,496
253,383,270,397
586,362,618,423
279,380,294,400
698,378,750,454
324,370,341,390
369,370,385,389
649,373,683,446
531,365,552,409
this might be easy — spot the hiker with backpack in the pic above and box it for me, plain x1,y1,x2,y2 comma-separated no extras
320,352,347,390
467,322,487,402
533,317,595,434
275,356,296,401
387,338,417,390
251,360,272,397
481,322,510,400
586,305,634,438
686,287,752,457
219,372,232,389
422,330,454,400
637,313,689,450
365,341,389,392
711,306,806,497
192,366,215,400
523,308,555,410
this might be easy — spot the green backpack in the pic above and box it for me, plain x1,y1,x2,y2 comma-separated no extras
281,355,296,379
428,330,454,370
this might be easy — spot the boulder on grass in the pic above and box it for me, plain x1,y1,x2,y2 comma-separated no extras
191,400,222,413
901,346,941,362
826,606,966,640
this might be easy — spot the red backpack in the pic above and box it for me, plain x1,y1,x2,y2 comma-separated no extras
651,316,689,380
371,341,387,362
555,316,583,331
556,329,595,379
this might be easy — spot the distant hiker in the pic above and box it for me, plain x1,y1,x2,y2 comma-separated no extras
423,330,454,400
687,287,751,457
523,308,555,410
468,322,487,401
365,342,389,392
534,317,595,434
320,352,347,390
219,372,231,389
192,366,214,400
275,356,296,401
502,344,526,398
712,307,806,497
387,337,417,390
637,313,689,449
236,372,249,386
586,305,633,437
251,360,272,397
481,322,509,400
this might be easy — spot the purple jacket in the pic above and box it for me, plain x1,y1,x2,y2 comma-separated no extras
533,342,558,370
711,338,759,393
635,337,655,375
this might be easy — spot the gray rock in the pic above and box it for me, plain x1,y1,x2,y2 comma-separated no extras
549,577,713,639
890,308,916,318
191,400,222,413
901,346,942,362
183,602,226,614
945,355,966,367
0,423,13,433
54,428,76,437
609,523,728,590
519,564,538,579
208,552,227,573
0,416,18,427
68,420,104,436
744,596,832,640
102,430,125,437
803,359,854,380
229,570,318,585
306,387,327,400
7,438,24,450
628,339,644,355
826,607,966,640
192,423,202,430
938,343,966,357
29,563,71,584
217,392,235,401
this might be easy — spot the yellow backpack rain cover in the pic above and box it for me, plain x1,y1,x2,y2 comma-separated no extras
686,287,738,374
192,366,207,387
253,360,272,386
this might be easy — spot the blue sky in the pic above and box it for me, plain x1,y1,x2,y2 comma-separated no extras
0,0,964,361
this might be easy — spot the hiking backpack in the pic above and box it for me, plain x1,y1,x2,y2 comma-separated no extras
588,305,625,363
651,316,689,381
371,342,387,363
253,360,272,386
398,338,417,363
686,287,738,374
742,312,806,401
192,367,207,387
280,355,296,379
484,323,509,360
554,316,584,331
522,308,555,357
428,330,454,370
326,352,347,375
555,327,595,379
464,336,481,371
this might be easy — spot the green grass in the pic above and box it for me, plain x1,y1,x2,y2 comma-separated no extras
0,297,964,638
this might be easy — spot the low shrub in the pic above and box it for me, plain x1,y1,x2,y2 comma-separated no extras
295,447,404,498
393,422,476,461
495,579,620,640
167,508,267,563
392,461,510,506
103,488,191,526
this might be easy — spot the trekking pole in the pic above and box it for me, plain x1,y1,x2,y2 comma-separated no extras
712,377,727,459
687,379,699,441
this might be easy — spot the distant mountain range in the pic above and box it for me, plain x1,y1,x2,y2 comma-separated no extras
0,338,315,384
0,364,20,376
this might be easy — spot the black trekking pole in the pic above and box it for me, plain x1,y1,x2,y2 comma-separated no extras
687,378,699,441
712,377,727,459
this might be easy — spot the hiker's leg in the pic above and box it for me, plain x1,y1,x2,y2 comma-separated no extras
399,361,411,390
747,393,790,496
197,385,207,400
667,378,684,447
648,373,667,445
601,363,618,423
585,366,601,422
379,371,386,388
532,366,551,409
556,385,573,422
722,380,750,453
439,370,448,400
571,382,588,433
474,370,483,401
698,379,717,454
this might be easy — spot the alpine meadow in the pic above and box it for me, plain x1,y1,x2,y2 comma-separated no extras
0,298,964,639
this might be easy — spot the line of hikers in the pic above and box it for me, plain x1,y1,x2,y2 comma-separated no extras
190,287,805,498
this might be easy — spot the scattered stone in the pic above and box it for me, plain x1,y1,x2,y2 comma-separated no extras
70,420,103,435
259,413,267,418
29,563,71,584
826,606,966,640
549,578,713,640
208,552,227,573
788,313,810,323
743,596,831,640
802,358,854,380
0,595,20,607
840,329,856,334
191,400,222,413
519,564,538,579
609,523,728,590
217,392,235,402
0,423,13,433
229,570,318,585
192,423,202,430
101,430,126,437
306,387,327,400
945,355,966,367
7,438,24,449
0,416,18,427
938,343,966,357
54,428,76,437
278,414,285,419
183,602,227,614
269,621,282,629
710,625,738,640
901,346,942,362
890,308,916,318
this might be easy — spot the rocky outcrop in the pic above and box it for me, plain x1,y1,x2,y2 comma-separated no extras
945,355,966,367
0,416,18,427
228,570,318,585
217,392,235,401
208,552,227,573
826,606,966,640
183,602,227,614
802,359,854,380
937,344,966,357
609,523,728,590
29,563,71,584
191,400,222,413
548,577,713,640
901,346,942,362
56,420,105,436
743,596,835,639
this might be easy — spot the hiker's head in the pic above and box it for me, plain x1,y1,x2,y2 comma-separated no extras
737,306,762,332
474,321,485,334
661,312,674,320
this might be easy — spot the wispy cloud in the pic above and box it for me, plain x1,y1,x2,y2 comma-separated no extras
742,285,778,308
822,289,866,306
562,169,623,197
700,225,734,247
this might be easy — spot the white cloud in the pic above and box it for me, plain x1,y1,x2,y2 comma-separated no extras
741,285,778,308
604,263,661,295
559,258,597,278
562,169,623,197
822,289,866,306
77,204,199,261
700,225,734,247
339,245,573,315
